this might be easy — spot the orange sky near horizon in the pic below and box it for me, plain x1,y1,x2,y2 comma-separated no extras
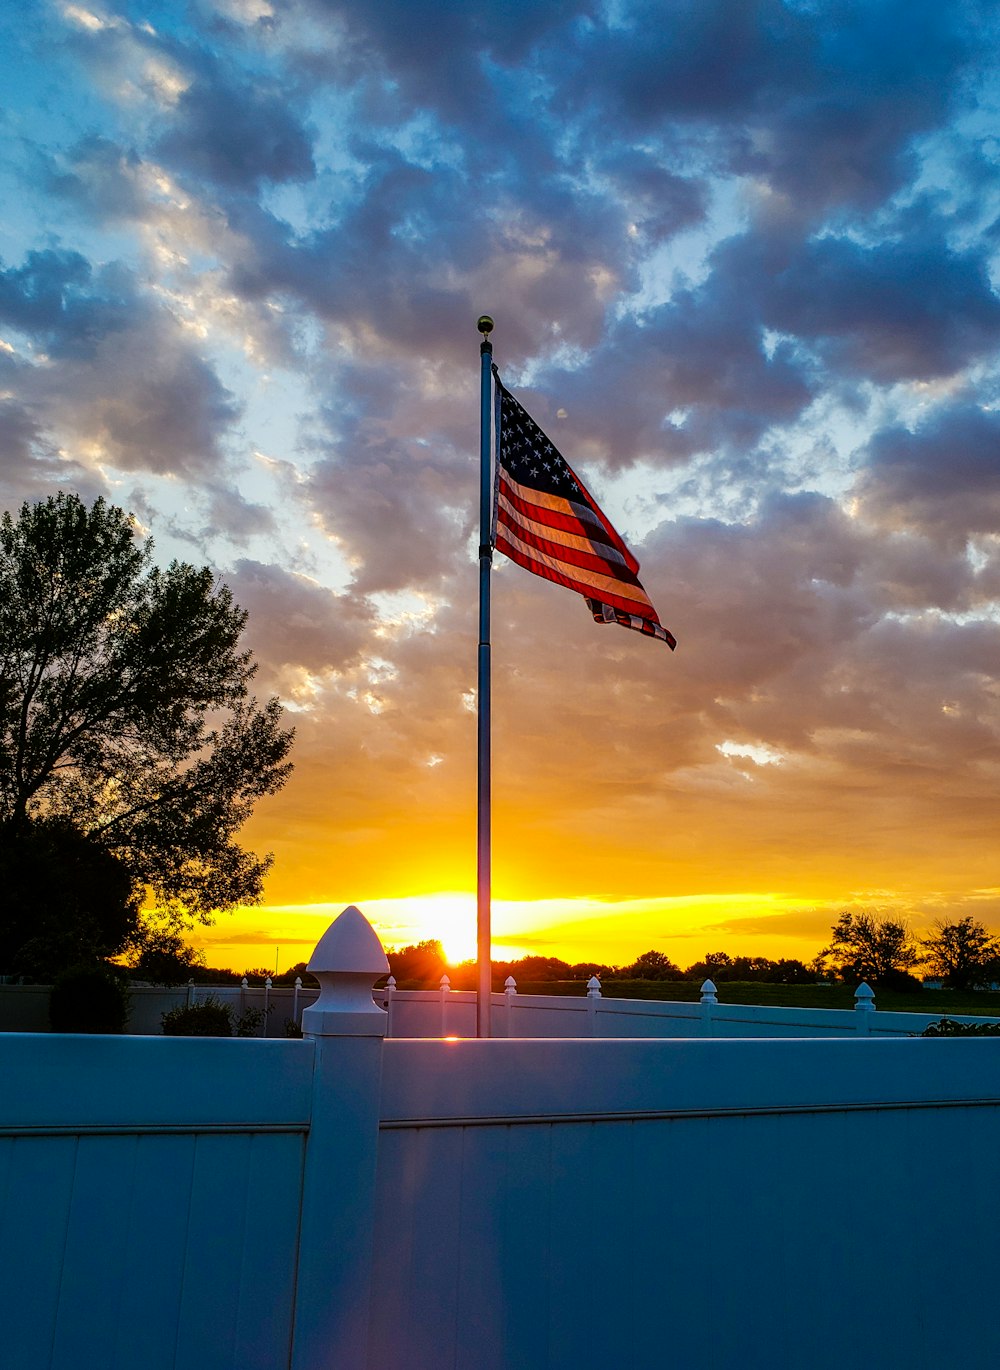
189,614,1000,976
186,561,1000,976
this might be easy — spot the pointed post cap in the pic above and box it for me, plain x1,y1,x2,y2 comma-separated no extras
700,979,718,1004
586,976,602,999
854,981,875,1011
308,905,389,976
302,905,389,1037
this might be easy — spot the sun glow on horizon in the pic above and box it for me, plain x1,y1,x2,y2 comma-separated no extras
183,886,961,975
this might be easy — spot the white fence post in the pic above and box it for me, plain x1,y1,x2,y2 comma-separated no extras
504,975,517,1038
293,975,302,1028
855,981,875,1033
700,979,717,1037
385,974,396,1038
439,974,451,1037
264,977,272,1036
240,975,248,1018
186,978,194,1008
291,904,389,1370
587,976,602,1038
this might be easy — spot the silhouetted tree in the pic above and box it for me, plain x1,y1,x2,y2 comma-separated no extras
816,911,921,986
569,961,613,979
123,928,206,986
0,817,139,977
504,955,573,981
387,939,448,986
618,949,682,979
0,492,294,965
920,916,1000,990
273,961,318,987
684,951,735,980
683,953,817,983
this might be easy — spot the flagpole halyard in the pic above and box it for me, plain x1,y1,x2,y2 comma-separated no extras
476,314,495,1039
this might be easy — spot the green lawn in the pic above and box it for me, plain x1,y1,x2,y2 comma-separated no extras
514,979,1000,1018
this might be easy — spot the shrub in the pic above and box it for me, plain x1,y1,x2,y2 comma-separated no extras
49,963,131,1033
161,996,233,1036
233,1005,268,1037
921,1017,1000,1036
876,969,923,993
160,997,273,1036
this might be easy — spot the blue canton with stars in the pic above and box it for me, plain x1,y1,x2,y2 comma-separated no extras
497,384,583,502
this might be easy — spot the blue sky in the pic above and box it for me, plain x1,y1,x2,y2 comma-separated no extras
3,0,1000,967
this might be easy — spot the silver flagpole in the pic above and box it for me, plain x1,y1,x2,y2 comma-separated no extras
476,314,494,1039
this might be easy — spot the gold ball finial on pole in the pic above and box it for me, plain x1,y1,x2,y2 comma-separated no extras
477,314,495,337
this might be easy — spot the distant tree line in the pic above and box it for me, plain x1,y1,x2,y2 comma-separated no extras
380,912,1000,993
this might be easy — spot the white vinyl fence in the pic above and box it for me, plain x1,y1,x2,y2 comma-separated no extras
2,906,1000,1370
375,974,996,1038
5,972,999,1039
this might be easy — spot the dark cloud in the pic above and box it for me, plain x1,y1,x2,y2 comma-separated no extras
756,225,1000,383
0,397,104,512
855,404,1000,545
596,151,708,243
46,137,148,223
557,0,988,217
224,559,371,675
305,428,473,597
203,484,277,542
304,0,599,126
522,249,815,469
0,250,240,478
223,139,639,371
157,69,316,189
309,0,989,224
0,249,96,344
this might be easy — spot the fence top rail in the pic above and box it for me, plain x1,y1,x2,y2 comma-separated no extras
0,1033,315,1130
378,1035,1000,1125
376,986,1000,1027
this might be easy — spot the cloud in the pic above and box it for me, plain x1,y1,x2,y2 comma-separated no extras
225,559,371,676
0,395,105,510
0,249,240,479
855,404,1000,545
755,223,1000,383
45,136,149,222
157,64,316,189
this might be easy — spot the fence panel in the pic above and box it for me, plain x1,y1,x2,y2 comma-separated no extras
369,1037,1000,1370
0,1035,313,1370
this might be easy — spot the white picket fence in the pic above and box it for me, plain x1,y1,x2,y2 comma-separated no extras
375,974,987,1038
5,971,999,1039
3,905,1000,1370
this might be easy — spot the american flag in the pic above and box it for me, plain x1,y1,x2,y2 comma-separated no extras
492,374,676,649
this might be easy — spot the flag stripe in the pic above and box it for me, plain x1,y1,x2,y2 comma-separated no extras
497,513,638,584
496,488,633,572
500,475,625,546
588,597,677,647
492,373,675,650
496,526,657,615
498,477,612,538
